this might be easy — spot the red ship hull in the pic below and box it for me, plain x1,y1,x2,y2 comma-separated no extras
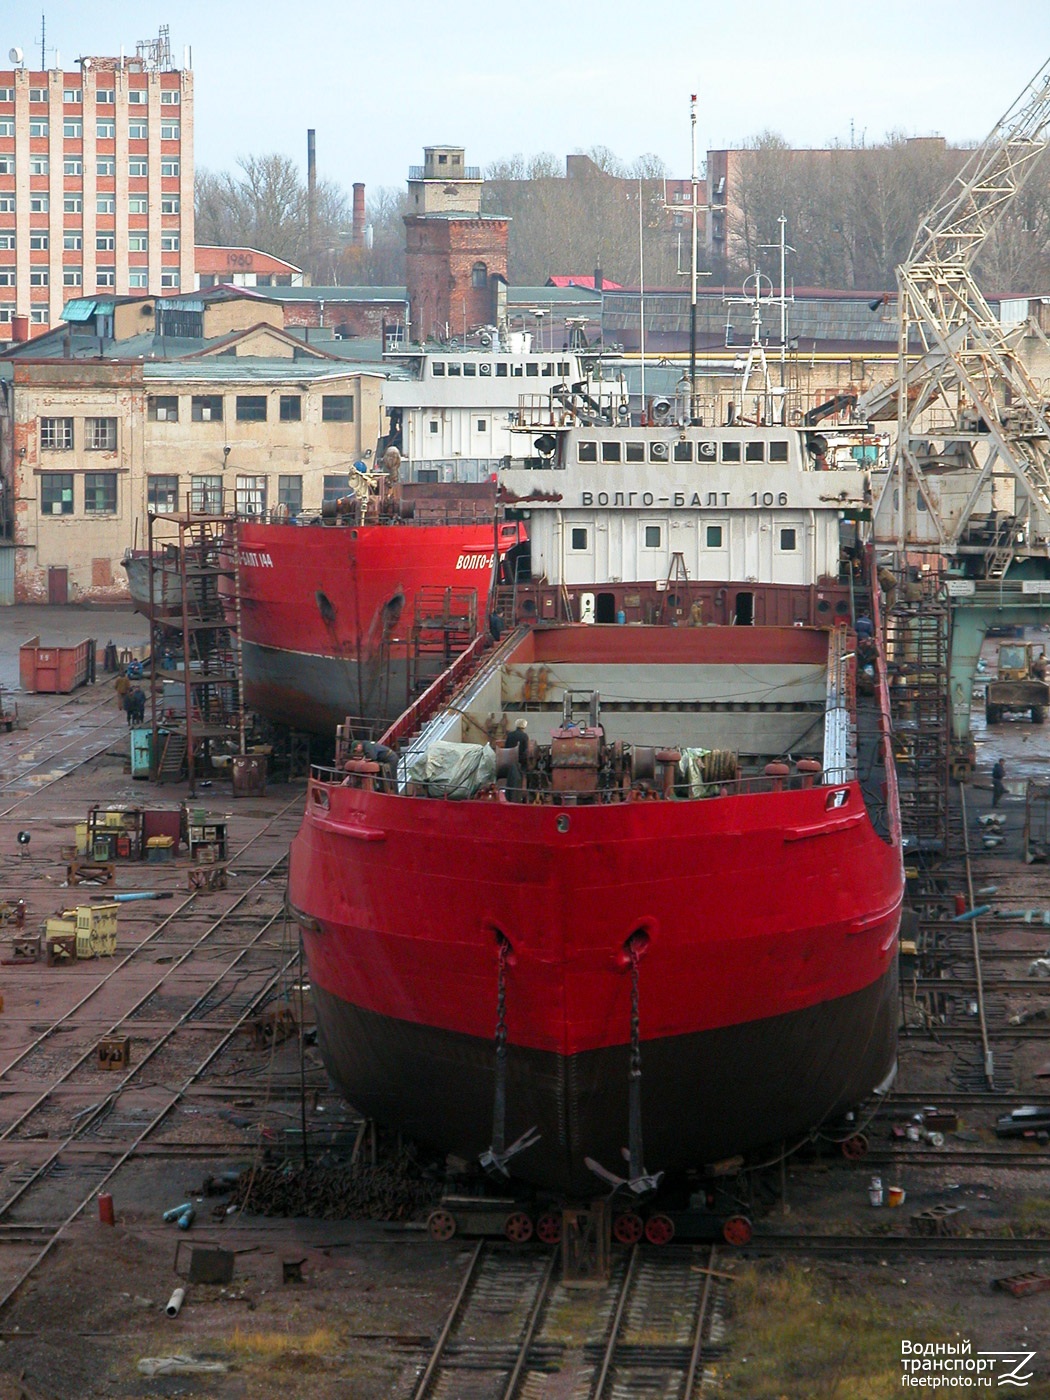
235,518,523,734
289,622,902,1194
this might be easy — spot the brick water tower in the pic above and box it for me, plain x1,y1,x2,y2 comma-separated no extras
403,145,507,343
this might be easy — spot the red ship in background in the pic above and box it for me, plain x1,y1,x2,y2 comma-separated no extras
287,370,903,1202
235,486,524,736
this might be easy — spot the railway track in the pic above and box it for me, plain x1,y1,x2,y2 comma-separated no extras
414,1240,726,1400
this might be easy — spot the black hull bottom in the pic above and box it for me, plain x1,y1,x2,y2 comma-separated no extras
312,968,899,1196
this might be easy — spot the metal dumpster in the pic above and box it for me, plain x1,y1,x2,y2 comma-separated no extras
19,636,96,693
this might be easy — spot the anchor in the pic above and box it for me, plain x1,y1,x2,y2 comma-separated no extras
480,932,540,1179
587,932,663,1197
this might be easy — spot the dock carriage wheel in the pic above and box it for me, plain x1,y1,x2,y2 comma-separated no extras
504,1211,534,1243
427,1208,457,1241
722,1214,753,1247
644,1213,675,1246
536,1212,561,1245
612,1211,644,1245
841,1133,869,1161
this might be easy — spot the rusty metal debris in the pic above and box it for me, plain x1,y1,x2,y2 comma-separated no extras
910,1204,967,1237
231,1157,441,1222
994,1270,1050,1298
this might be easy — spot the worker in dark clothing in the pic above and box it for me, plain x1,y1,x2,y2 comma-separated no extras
855,614,875,640
352,740,398,783
992,757,1007,808
1034,653,1048,682
489,610,505,642
503,718,528,802
130,687,147,725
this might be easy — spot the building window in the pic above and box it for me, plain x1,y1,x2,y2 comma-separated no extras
769,441,789,462
0,120,11,137
29,269,48,286
63,234,82,250
64,195,81,214
29,156,48,176
129,271,148,288
30,307,48,324
29,232,48,250
128,196,148,214
322,474,350,504
128,121,147,140
95,88,115,104
705,525,723,548
63,89,82,104
128,89,147,105
322,395,354,422
161,196,180,214
86,417,117,451
570,527,589,551
147,475,179,513
0,89,12,102
41,474,74,514
63,119,82,138
96,157,115,177
64,158,82,176
190,475,222,512
29,118,48,138
128,158,147,178
236,395,267,422
277,475,302,514
63,269,82,287
0,271,15,287
0,305,13,322
0,234,13,250
644,525,662,548
28,89,48,104
97,197,115,215
160,89,180,105
779,527,798,552
471,261,487,288
96,268,116,287
279,395,301,422
192,395,223,423
0,197,12,213
84,472,117,513
160,122,180,141
0,157,13,176
41,418,74,451
149,396,179,422
161,234,180,251
160,271,180,288
236,475,267,517
128,234,148,252
160,158,180,178
96,234,116,251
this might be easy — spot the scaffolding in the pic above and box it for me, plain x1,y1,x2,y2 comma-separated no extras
408,586,478,698
147,505,245,794
885,591,951,857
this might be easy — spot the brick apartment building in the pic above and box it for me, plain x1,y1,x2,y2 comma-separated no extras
0,33,194,343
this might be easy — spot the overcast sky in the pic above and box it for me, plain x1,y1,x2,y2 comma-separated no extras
10,1,1050,195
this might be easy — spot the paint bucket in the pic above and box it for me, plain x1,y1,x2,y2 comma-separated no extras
887,1185,906,1207
98,1192,115,1226
954,894,967,917
869,1176,883,1207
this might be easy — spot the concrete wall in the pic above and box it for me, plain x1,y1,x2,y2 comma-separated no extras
7,360,383,603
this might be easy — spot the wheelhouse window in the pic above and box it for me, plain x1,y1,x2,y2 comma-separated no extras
673,440,693,462
625,442,645,462
577,441,598,463
745,441,764,462
721,441,741,463
601,441,621,463
769,441,789,462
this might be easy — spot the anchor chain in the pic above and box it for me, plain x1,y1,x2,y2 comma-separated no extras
479,933,540,1178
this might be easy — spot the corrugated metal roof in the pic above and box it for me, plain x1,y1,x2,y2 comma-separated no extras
156,297,206,312
250,286,407,303
61,299,98,322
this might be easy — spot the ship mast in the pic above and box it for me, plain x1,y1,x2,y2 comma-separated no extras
689,95,699,423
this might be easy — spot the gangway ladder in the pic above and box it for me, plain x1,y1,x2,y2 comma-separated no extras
884,589,951,857
665,552,692,622
408,587,479,701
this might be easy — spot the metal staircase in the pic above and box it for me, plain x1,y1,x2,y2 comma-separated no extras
884,590,951,855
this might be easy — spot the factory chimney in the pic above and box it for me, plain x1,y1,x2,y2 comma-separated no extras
352,183,366,247
307,129,317,284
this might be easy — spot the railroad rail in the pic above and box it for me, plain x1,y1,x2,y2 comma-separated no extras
413,1241,726,1400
